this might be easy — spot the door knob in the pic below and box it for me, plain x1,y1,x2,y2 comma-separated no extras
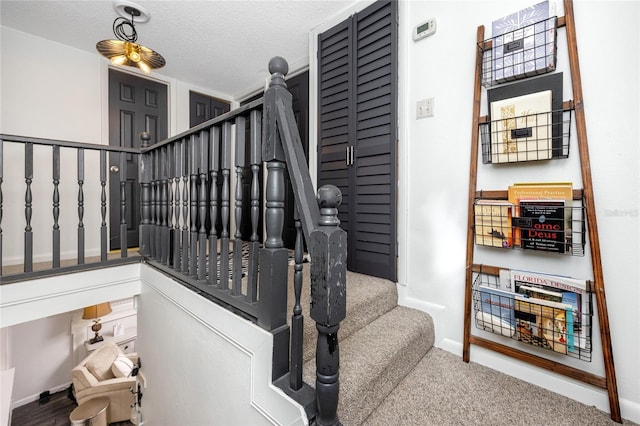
110,165,120,173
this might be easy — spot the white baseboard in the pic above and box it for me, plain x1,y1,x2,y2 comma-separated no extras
11,381,72,410
396,285,447,345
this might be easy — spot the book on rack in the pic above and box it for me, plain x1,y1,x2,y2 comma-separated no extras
511,269,588,350
514,295,572,354
491,0,556,83
507,182,573,249
519,199,568,253
476,285,516,337
474,200,513,248
517,285,562,302
490,90,552,163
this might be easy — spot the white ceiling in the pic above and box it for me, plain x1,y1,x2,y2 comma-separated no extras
0,0,354,99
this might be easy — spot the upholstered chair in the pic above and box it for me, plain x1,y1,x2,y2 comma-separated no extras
71,342,138,423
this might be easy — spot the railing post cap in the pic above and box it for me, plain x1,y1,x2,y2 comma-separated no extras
140,131,151,148
268,56,289,77
317,184,342,227
317,184,342,208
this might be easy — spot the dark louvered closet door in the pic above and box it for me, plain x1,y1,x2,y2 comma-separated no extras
318,0,397,281
318,18,354,236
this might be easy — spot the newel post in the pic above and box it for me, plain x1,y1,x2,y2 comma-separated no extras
310,185,347,426
258,56,291,380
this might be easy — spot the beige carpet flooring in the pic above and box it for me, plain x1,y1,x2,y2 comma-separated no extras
363,347,636,426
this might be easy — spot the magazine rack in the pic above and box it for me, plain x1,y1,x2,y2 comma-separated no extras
462,0,621,422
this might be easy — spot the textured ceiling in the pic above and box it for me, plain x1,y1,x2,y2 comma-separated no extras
0,0,354,99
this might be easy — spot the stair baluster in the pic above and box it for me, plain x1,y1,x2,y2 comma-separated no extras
160,146,169,265
232,117,246,296
173,140,182,271
52,145,60,268
198,130,209,281
78,148,86,263
189,134,198,277
290,205,304,391
118,151,126,258
208,127,219,286
219,122,232,290
166,143,174,266
23,143,33,273
150,149,158,260
139,133,152,258
181,138,189,274
100,149,108,262
247,110,261,303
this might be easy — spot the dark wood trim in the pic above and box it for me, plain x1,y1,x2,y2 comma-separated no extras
469,335,607,389
563,0,620,421
463,24,485,364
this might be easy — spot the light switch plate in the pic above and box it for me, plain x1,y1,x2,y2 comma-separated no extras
416,98,434,119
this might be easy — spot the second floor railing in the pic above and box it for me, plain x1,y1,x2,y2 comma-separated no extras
0,135,142,282
1,57,347,425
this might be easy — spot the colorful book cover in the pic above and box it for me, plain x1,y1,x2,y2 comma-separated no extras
492,1,556,82
507,182,572,247
562,293,576,350
490,90,552,163
515,296,571,354
474,200,513,248
519,199,567,253
517,285,563,302
511,269,588,349
476,285,516,337
510,269,587,296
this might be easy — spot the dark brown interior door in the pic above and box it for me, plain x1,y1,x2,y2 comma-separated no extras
108,69,168,250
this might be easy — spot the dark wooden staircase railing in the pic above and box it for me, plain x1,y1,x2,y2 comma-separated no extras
0,135,141,283
1,57,347,425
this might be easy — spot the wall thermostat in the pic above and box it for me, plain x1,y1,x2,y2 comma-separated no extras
413,18,437,41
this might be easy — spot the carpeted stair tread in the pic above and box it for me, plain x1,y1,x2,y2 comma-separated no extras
287,268,398,363
303,305,435,425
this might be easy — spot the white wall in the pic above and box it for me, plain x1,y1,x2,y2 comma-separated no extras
138,266,307,426
392,0,639,422
2,1,638,423
8,311,76,405
1,265,304,425
0,264,142,406
0,26,233,265
309,0,638,422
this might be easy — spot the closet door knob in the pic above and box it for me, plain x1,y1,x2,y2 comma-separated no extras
110,165,120,173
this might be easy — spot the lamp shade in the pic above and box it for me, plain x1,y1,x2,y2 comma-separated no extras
82,302,112,320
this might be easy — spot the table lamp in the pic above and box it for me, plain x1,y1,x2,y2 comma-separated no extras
83,302,112,344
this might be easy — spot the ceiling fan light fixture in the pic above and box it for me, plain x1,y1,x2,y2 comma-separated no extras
96,3,164,74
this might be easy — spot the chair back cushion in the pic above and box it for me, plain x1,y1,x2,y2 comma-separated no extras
86,342,121,381
111,354,134,378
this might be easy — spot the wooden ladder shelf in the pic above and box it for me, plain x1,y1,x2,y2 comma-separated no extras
462,0,621,422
